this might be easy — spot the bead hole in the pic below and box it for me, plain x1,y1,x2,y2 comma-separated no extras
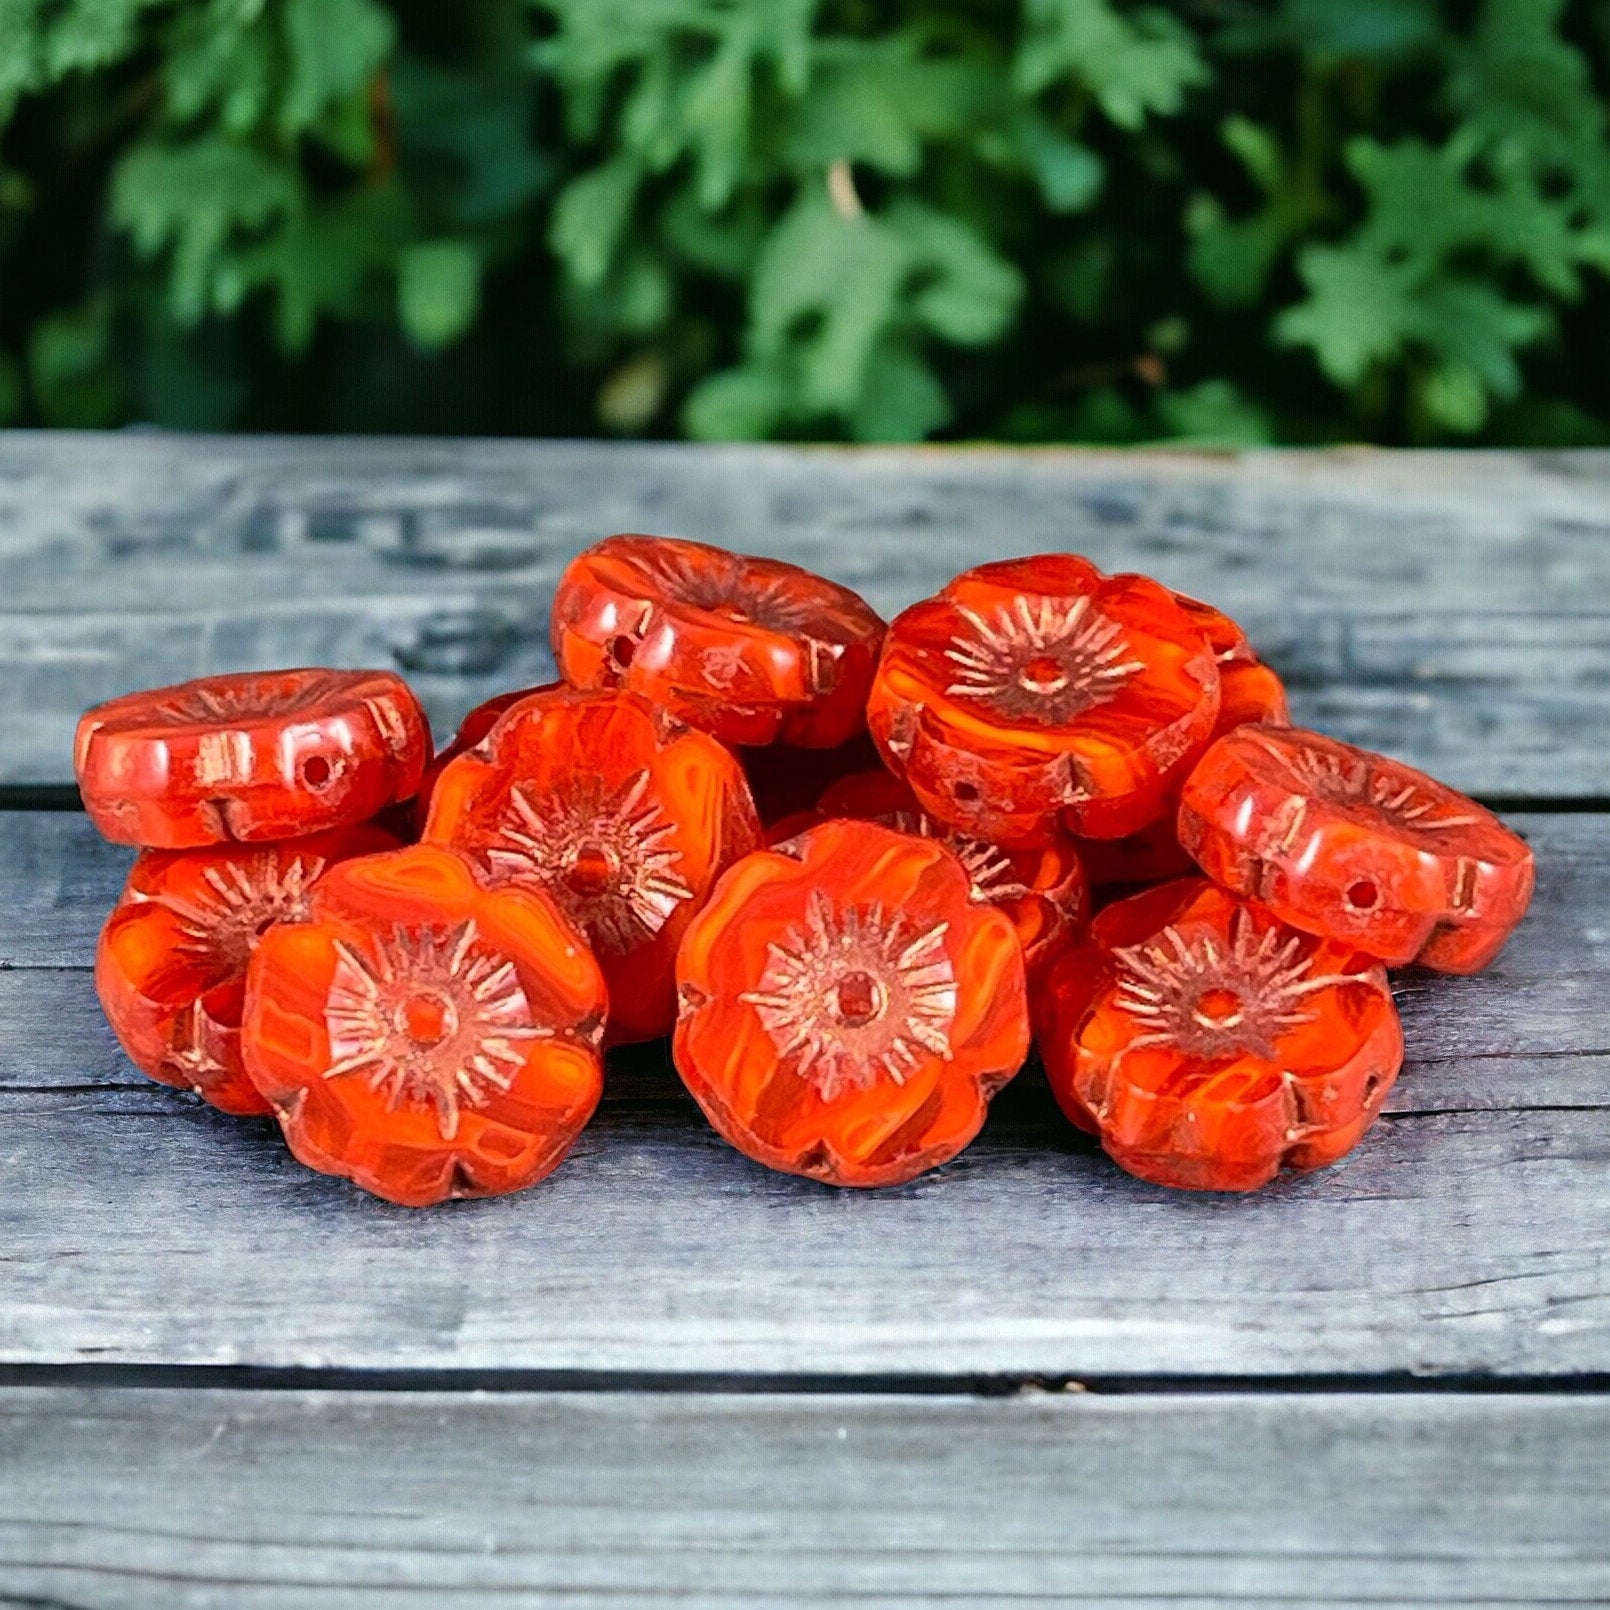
1019,654,1069,694
1345,878,1380,911
953,781,981,804
607,635,637,672
566,840,618,898
300,754,335,790
397,990,454,1047
1194,986,1243,1026
833,970,884,1029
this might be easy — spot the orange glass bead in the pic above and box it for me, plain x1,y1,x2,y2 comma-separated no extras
422,686,761,1043
1218,657,1289,729
1178,725,1535,972
867,555,1221,847
817,769,1090,987
96,825,397,1116
413,682,559,830
1037,878,1404,1191
75,668,431,848
242,844,607,1207
1170,590,1256,666
551,534,886,748
674,818,1030,1188
1077,654,1290,889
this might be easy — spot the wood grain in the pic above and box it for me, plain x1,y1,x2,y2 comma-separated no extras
3,807,1604,1379
3,1387,1606,1606
3,434,1608,792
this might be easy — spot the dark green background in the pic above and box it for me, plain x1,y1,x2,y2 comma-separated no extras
3,0,1607,445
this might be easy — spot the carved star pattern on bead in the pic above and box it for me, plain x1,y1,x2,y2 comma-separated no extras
1278,742,1480,834
740,890,957,1101
885,810,1029,905
644,548,820,634
322,921,547,1140
157,674,346,726
1113,910,1352,1061
944,595,1145,725
169,853,328,970
485,772,693,955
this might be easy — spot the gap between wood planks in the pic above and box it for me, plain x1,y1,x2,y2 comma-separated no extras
1,1364,1608,1397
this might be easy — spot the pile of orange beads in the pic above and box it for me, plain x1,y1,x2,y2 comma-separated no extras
79,537,1535,1205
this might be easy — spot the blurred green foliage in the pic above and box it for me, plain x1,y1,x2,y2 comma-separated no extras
2,0,1609,444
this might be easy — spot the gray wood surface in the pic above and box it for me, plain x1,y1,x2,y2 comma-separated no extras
3,434,1608,793
4,807,1604,1379
3,1387,1606,1606
5,435,1609,1606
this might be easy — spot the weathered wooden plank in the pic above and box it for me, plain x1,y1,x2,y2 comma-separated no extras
3,434,1608,791
1,807,1605,1378
3,1388,1606,1606
5,1063,1606,1377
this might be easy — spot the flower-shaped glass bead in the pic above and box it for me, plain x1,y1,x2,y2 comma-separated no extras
1037,878,1403,1191
76,668,430,847
423,686,760,1043
551,534,886,748
97,824,397,1115
867,555,1220,847
242,844,607,1206
674,818,1030,1188
1178,725,1534,972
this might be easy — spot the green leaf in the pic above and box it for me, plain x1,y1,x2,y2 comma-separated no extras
218,184,412,350
164,2,277,134
1276,246,1419,386
43,0,164,77
1417,360,1488,433
890,201,1023,347
1278,243,1551,428
1016,0,1209,129
1187,119,1318,308
786,34,999,178
1446,0,1602,170
1188,200,1291,308
398,240,481,350
1410,277,1550,400
112,139,300,323
0,0,45,121
280,0,395,139
848,339,950,442
676,23,753,208
683,361,790,440
1,0,167,117
751,193,910,413
1016,112,1104,213
1347,138,1583,298
1153,379,1274,446
549,156,641,286
660,187,767,280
